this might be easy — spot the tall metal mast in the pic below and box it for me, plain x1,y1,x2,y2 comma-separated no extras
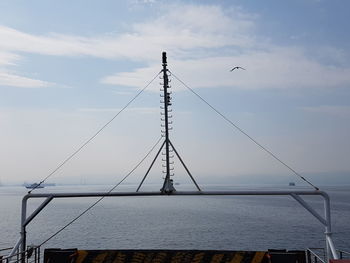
137,52,201,193
160,52,175,193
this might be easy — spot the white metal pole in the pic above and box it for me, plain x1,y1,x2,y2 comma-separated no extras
20,196,28,262
322,192,339,260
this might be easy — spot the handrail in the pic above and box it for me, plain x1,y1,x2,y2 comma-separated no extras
307,247,350,262
1,246,40,263
9,189,340,261
338,249,350,259
338,250,350,255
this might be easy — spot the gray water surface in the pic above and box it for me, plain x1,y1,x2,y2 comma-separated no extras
0,184,349,252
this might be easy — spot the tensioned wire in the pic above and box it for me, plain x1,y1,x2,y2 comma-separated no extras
28,70,162,193
39,135,163,247
169,70,319,191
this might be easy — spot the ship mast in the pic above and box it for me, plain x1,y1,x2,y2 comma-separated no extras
160,52,175,193
137,52,201,193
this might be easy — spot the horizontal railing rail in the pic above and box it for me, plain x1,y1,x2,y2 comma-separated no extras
1,246,40,263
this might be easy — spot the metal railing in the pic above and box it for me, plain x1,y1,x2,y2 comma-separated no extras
1,246,40,263
307,248,326,263
307,247,350,263
6,189,343,262
338,249,350,259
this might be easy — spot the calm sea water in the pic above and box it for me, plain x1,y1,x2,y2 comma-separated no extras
0,184,349,252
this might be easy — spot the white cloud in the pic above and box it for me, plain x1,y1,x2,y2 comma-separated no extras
113,90,134,96
0,5,255,60
0,5,254,88
98,5,350,91
131,0,157,4
103,47,350,90
0,4,349,90
78,107,159,114
0,71,50,88
0,51,20,66
102,64,160,90
300,105,350,117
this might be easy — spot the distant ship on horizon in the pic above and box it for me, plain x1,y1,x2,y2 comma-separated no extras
23,182,56,189
24,183,44,189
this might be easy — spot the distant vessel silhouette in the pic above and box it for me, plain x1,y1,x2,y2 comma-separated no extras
24,183,44,189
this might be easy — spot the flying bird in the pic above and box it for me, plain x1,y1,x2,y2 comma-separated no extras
230,66,246,71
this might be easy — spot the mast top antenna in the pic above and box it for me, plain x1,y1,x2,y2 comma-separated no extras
162,52,167,65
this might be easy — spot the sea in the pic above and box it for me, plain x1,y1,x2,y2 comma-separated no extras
0,184,349,254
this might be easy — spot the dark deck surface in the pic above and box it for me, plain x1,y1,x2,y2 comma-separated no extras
44,248,307,263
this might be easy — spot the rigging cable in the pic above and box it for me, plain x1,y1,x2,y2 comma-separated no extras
39,135,163,247
28,71,162,194
170,71,319,191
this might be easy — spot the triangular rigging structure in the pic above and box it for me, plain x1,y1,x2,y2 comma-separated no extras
137,52,201,193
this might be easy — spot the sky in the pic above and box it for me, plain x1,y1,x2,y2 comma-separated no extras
0,0,349,187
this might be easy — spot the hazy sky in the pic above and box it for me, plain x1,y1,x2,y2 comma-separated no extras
0,0,349,187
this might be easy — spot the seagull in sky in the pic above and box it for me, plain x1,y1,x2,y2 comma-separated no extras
230,66,246,71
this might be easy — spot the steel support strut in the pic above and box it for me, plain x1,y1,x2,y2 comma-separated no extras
137,140,166,192
19,196,54,262
291,192,339,260
168,140,201,191
322,192,339,261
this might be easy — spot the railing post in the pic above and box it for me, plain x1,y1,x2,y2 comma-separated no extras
21,196,28,263
306,249,310,263
321,192,339,261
